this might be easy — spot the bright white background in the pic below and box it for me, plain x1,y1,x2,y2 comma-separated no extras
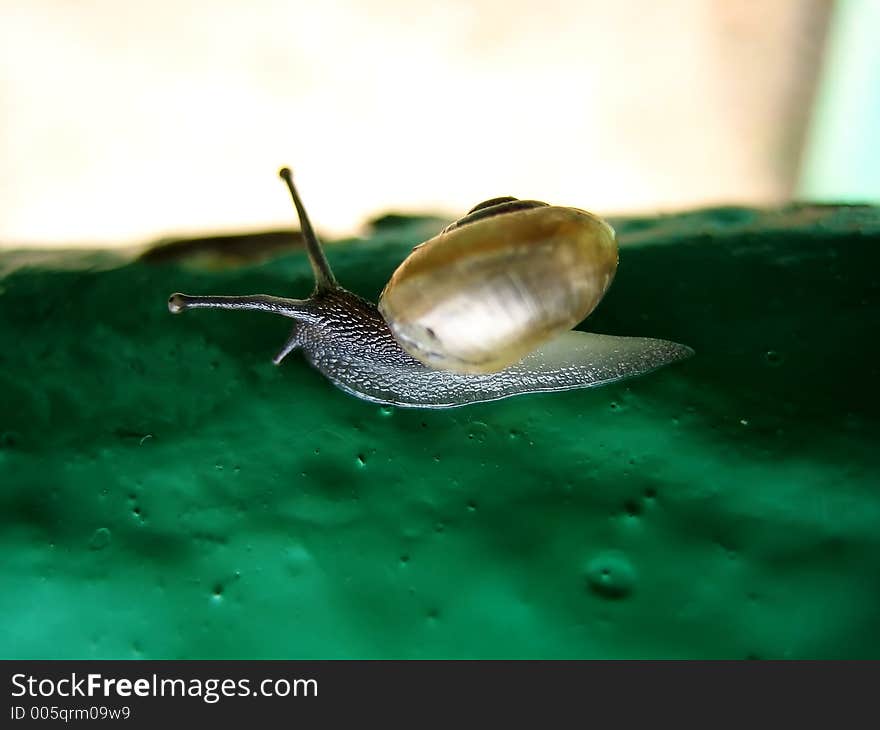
1,0,829,247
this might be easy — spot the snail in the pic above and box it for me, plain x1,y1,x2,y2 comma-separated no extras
167,168,692,408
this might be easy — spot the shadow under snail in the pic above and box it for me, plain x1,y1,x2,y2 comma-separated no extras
167,168,693,408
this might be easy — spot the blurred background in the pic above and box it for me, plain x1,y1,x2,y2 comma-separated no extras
1,0,878,249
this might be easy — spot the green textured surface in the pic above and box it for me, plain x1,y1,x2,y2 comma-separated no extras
1,205,879,658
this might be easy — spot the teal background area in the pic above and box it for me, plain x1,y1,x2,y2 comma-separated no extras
1,205,878,658
798,0,880,204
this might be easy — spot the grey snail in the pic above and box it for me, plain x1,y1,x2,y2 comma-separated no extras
167,168,692,409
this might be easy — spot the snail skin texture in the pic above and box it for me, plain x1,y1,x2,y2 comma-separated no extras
167,168,693,409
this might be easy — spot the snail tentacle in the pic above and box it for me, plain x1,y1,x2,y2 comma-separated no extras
167,293,311,319
278,167,338,292
272,327,301,365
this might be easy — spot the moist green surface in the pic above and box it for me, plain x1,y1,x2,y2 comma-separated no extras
1,205,878,658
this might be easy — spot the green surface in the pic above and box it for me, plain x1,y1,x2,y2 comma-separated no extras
1,205,878,658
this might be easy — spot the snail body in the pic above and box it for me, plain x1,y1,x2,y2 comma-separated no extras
167,169,692,409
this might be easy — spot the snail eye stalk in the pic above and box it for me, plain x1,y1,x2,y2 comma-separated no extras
278,167,337,292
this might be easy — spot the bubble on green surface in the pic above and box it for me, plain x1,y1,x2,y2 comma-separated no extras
88,528,111,551
467,422,490,444
623,498,642,517
586,551,637,599
285,545,312,576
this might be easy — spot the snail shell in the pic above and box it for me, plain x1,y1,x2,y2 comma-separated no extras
378,198,618,374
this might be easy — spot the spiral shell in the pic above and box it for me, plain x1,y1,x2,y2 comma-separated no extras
378,198,618,374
